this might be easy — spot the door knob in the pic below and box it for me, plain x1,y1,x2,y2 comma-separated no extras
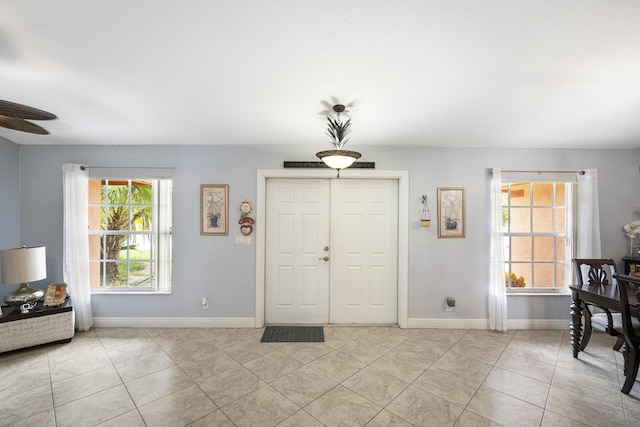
319,256,330,261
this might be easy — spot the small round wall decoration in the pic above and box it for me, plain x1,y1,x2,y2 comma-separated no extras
240,201,253,215
239,200,254,235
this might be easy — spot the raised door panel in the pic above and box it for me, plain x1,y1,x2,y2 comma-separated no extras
331,179,398,324
265,179,330,324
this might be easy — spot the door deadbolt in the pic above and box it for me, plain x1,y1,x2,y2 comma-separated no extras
324,246,329,251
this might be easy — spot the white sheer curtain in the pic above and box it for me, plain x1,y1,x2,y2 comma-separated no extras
63,164,92,331
489,168,508,331
576,168,601,258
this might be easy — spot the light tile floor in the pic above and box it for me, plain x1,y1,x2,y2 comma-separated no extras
1,326,640,426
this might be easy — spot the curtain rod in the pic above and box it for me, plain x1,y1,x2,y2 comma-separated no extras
500,170,585,175
80,166,174,171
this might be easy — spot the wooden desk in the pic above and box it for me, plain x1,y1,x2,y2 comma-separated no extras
0,298,74,353
570,282,640,359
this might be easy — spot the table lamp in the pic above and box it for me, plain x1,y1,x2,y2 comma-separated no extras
1,246,47,306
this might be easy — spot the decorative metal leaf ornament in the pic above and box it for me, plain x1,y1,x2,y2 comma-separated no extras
325,104,353,149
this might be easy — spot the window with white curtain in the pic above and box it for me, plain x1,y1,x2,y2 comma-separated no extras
502,172,576,291
87,178,172,292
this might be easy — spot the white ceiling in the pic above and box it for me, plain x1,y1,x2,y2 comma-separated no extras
1,1,640,149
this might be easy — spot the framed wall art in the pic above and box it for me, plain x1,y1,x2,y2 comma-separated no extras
437,187,465,238
201,184,229,236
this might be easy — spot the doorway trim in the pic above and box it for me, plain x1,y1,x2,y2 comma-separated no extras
255,169,409,328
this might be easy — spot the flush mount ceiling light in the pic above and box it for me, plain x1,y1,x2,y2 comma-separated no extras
316,104,361,177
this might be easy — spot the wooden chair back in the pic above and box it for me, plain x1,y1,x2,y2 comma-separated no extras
572,258,618,286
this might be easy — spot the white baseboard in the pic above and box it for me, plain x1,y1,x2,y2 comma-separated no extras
506,319,569,330
408,318,489,329
408,318,569,330
92,316,569,330
92,317,257,328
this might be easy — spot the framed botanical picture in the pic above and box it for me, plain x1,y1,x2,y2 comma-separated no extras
437,187,465,238
201,184,229,236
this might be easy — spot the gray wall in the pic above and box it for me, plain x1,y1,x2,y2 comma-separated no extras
4,143,640,323
0,138,21,310
0,138,20,249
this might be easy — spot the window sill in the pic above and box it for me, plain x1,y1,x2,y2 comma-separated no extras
91,291,172,296
507,290,572,297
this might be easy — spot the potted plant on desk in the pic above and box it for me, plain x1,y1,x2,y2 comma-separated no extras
623,220,640,257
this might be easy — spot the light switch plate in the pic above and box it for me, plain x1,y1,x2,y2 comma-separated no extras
235,235,252,245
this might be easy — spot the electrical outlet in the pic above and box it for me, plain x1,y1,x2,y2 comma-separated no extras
446,297,455,312
202,297,210,309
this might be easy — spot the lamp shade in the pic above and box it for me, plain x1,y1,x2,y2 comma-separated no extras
316,149,361,170
1,246,47,284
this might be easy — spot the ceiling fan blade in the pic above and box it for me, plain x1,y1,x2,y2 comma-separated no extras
0,115,50,134
0,100,57,120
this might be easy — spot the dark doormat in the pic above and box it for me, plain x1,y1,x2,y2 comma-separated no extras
260,326,324,343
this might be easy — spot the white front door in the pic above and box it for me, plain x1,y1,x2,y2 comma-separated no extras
265,179,331,324
331,179,398,324
265,178,398,325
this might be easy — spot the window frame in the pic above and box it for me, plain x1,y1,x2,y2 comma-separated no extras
502,174,576,293
88,177,172,294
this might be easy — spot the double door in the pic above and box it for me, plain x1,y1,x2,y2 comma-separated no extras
265,178,398,324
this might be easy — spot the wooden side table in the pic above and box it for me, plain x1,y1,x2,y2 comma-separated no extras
0,298,74,353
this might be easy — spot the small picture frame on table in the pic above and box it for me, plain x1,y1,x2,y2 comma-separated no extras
44,283,68,307
201,184,229,236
